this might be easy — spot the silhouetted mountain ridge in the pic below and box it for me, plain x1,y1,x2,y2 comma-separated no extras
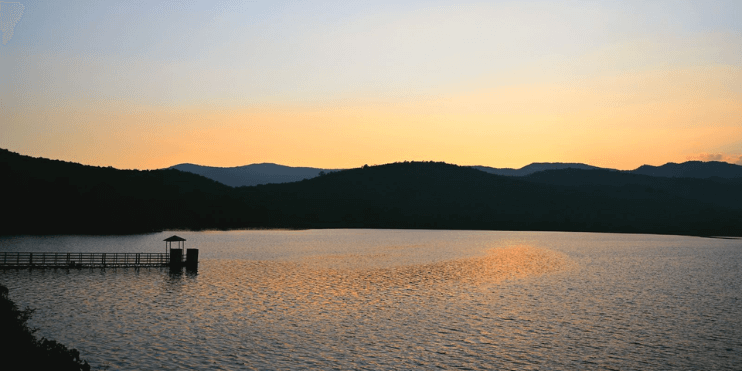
631,161,742,179
1,148,243,234
522,168,742,210
2,149,741,236
233,162,741,236
174,160,742,188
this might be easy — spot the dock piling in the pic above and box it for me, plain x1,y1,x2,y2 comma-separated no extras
186,249,199,271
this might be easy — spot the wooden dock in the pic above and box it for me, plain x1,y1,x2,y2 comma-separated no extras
1,236,199,270
0,252,171,269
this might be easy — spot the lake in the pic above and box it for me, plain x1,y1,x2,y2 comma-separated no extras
1,229,740,370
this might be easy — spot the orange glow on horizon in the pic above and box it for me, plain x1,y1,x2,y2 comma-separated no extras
4,64,740,171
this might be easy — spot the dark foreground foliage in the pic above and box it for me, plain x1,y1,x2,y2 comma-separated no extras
0,284,90,371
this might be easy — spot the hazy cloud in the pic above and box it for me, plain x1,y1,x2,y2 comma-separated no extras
0,1,24,45
688,153,742,165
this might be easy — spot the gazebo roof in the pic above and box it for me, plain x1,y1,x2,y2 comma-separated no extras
164,235,186,242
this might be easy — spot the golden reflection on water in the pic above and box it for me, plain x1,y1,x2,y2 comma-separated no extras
171,245,574,369
298,245,573,287
207,246,573,321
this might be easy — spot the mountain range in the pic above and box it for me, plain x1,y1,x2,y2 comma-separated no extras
3,148,742,237
169,163,339,188
170,161,742,187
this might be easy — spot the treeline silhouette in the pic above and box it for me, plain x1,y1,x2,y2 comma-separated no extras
523,168,742,211
1,148,245,234
631,161,742,178
0,284,90,371
2,148,741,236
235,162,742,236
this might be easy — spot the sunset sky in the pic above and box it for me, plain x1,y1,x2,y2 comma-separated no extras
1,0,741,170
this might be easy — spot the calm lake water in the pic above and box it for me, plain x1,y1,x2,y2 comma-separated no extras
1,230,740,370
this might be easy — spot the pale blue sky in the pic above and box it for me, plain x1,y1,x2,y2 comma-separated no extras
6,0,740,103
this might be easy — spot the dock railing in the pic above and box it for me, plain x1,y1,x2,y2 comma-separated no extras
0,252,171,268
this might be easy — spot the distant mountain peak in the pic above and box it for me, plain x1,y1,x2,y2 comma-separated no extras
472,162,605,177
167,163,341,187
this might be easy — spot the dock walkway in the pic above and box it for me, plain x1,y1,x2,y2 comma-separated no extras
0,252,170,269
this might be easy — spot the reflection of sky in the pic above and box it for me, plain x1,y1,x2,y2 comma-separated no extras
2,1,741,169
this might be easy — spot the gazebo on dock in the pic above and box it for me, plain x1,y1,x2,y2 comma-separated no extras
164,235,186,254
163,235,198,270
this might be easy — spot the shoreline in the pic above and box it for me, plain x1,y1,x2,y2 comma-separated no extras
2,226,739,239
